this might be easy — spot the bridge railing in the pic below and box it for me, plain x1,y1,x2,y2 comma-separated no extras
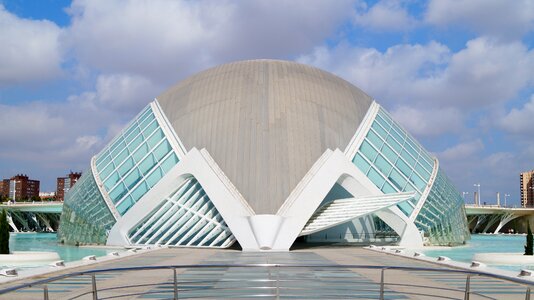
0,263,533,299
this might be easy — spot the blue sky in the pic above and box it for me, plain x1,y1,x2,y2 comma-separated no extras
1,0,534,206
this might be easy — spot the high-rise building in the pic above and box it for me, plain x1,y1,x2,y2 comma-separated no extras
56,172,82,201
0,174,40,201
520,170,534,207
58,60,469,249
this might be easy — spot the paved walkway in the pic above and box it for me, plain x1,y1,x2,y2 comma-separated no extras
0,247,530,299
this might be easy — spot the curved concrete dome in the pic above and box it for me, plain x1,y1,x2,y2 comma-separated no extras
157,60,373,214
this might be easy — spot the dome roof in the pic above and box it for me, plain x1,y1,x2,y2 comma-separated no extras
156,60,373,214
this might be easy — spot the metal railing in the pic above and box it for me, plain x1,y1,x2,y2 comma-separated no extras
1,264,533,299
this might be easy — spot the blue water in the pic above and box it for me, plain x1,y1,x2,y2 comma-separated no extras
424,234,530,271
8,233,119,267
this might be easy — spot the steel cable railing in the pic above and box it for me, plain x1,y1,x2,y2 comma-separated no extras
0,264,533,299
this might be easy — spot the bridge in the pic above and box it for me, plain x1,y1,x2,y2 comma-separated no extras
465,204,534,234
0,202,63,232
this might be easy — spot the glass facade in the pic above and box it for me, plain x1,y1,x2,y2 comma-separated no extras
128,177,235,248
94,105,180,216
415,169,469,245
352,106,468,245
58,169,116,245
352,107,434,217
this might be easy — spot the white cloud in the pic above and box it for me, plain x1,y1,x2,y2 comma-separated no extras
0,5,63,85
426,0,534,39
390,106,463,137
499,95,534,134
354,0,416,31
65,0,355,85
299,37,534,110
437,139,484,161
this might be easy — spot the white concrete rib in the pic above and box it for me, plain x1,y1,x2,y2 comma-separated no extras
300,192,415,236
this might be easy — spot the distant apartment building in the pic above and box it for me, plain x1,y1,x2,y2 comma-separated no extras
0,174,40,201
56,172,82,201
521,170,534,207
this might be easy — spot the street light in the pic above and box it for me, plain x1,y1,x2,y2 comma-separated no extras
504,194,510,207
474,183,481,205
462,192,469,202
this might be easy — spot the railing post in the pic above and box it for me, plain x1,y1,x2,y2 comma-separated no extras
173,268,178,300
379,268,385,300
464,275,471,300
276,266,280,300
91,273,98,300
43,284,49,300
526,287,531,300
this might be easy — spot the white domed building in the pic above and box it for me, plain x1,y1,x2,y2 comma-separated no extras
58,60,469,251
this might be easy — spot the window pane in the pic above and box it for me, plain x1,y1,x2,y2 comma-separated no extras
128,133,144,152
146,167,163,188
367,167,385,188
138,113,155,130
114,148,129,167
118,157,134,177
133,143,149,163
154,140,172,161
374,154,392,175
109,182,127,203
389,126,405,145
381,181,396,194
371,123,387,138
366,130,383,149
100,162,115,181
386,135,402,152
410,172,427,191
161,153,179,173
147,129,164,148
360,140,378,162
104,172,119,191
139,154,156,175
381,143,397,163
415,162,431,181
124,169,141,190
395,158,411,177
388,169,406,191
124,125,140,142
401,149,416,167
96,154,111,172
117,196,134,215
353,153,370,174
143,119,158,137
131,182,149,203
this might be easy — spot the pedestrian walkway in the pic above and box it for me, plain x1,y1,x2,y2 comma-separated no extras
0,247,530,299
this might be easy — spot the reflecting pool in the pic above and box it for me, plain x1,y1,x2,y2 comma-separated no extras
423,234,530,271
5,233,119,268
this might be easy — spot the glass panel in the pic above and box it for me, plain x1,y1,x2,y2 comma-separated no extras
154,140,171,160
133,143,149,163
109,182,127,203
366,130,383,149
367,167,385,188
96,155,111,172
117,196,134,215
388,169,406,191
99,162,115,181
410,172,427,191
375,114,390,130
353,153,371,174
123,169,141,190
397,202,414,216
147,129,164,148
374,154,392,175
138,113,155,130
131,182,149,203
415,162,431,181
139,154,156,175
146,167,163,188
371,123,387,138
381,181,396,194
389,126,405,145
114,148,129,167
386,135,402,152
160,153,179,173
381,143,397,163
118,157,134,177
110,140,126,158
395,158,411,177
142,119,159,137
401,149,416,167
104,172,120,190
360,140,378,162
124,125,140,142
128,133,144,152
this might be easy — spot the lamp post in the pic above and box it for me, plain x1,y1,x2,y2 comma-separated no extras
474,183,481,205
462,192,469,202
504,194,510,207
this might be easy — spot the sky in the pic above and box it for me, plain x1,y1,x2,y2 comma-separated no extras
1,0,534,206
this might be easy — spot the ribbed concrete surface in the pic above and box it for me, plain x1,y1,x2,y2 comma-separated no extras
157,60,373,214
